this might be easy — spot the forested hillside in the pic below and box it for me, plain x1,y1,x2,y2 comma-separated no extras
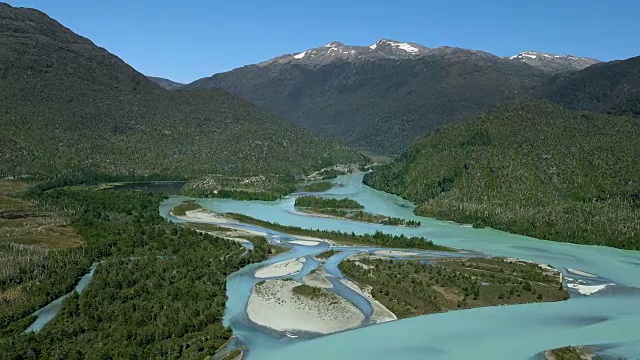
147,76,184,90
365,101,640,249
0,3,365,180
541,56,640,118
187,47,546,155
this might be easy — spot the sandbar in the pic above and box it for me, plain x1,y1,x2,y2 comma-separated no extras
290,240,321,246
255,258,304,279
373,250,419,257
247,279,364,334
302,268,333,289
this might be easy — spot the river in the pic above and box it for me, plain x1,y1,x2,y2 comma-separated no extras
158,173,640,360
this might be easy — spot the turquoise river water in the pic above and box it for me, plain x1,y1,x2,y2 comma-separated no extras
157,173,640,360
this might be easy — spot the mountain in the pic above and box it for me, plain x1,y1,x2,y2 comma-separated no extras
507,51,599,74
541,55,640,118
0,3,366,179
257,39,431,68
186,39,548,155
147,76,184,90
364,101,640,250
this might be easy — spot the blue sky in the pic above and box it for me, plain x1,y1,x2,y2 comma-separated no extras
6,0,640,83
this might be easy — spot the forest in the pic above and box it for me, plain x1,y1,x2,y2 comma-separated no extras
339,257,569,319
365,101,640,250
0,184,268,359
295,196,364,209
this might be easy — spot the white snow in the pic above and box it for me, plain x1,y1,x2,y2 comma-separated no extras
511,51,586,62
395,43,420,53
386,40,420,53
374,39,421,53
293,51,307,59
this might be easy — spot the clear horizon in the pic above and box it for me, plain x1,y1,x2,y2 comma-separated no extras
5,0,640,83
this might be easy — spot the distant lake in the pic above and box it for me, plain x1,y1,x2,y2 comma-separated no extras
106,181,185,194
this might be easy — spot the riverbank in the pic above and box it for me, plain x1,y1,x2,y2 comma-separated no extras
340,279,397,323
247,279,365,334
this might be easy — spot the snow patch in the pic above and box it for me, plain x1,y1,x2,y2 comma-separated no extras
293,51,306,59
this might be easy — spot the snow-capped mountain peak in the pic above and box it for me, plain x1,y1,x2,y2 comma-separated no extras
372,39,425,54
508,51,599,73
260,39,431,68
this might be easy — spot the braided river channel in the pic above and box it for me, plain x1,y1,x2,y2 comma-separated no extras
159,173,640,360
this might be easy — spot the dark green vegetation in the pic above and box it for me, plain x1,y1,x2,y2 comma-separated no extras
365,101,640,249
226,213,449,251
1,184,270,358
544,346,604,360
182,174,298,201
101,181,185,194
187,47,547,154
300,181,334,192
315,249,340,260
340,257,568,319
311,169,347,180
291,284,328,299
295,195,420,227
545,347,584,360
147,76,184,90
295,196,363,209
542,56,640,118
0,4,366,180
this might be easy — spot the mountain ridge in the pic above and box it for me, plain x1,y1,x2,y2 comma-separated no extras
541,55,640,117
147,76,184,90
185,41,549,154
0,3,366,178
508,51,599,74
200,38,596,73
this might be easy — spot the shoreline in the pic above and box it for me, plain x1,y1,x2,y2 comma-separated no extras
340,278,397,323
